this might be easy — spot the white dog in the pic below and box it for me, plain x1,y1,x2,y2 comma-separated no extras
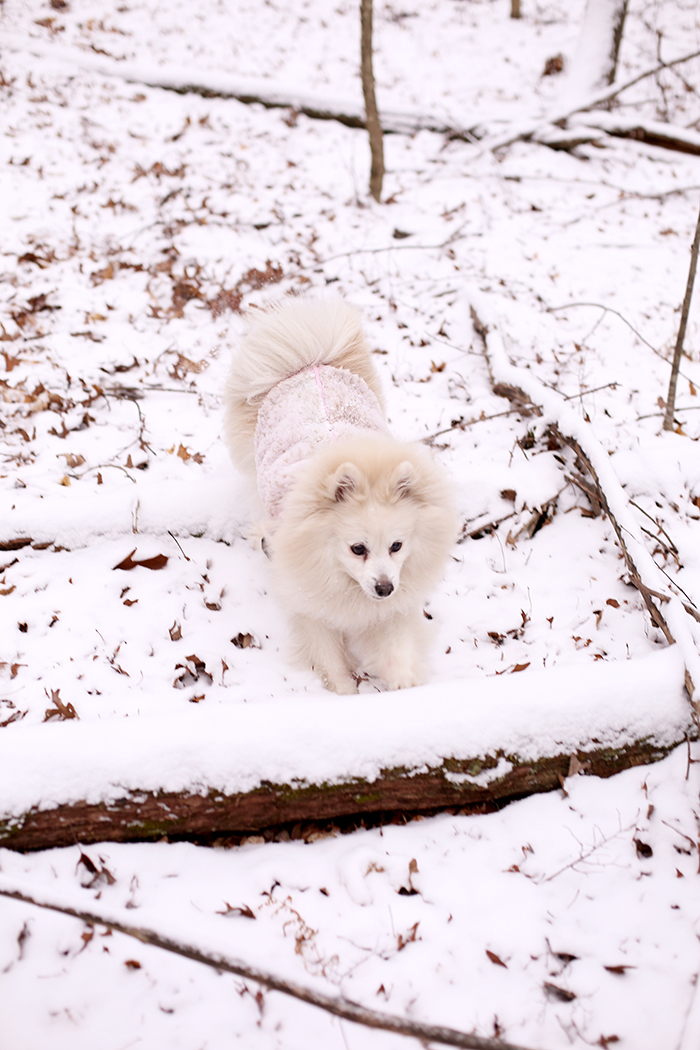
223,298,456,694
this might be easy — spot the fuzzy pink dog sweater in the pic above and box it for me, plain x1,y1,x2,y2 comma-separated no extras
254,364,388,518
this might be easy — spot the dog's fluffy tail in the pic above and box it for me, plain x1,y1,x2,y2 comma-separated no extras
224,298,385,476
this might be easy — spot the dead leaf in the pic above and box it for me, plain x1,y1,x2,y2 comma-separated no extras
486,949,508,968
544,982,576,1002
216,902,256,919
604,964,635,975
43,688,78,722
634,838,653,859
1,709,27,728
567,753,590,777
174,654,212,689
511,662,530,673
124,959,141,970
231,632,260,649
397,922,420,951
58,453,85,468
113,549,169,571
169,620,182,641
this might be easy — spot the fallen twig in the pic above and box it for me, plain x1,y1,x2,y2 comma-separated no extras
0,880,535,1050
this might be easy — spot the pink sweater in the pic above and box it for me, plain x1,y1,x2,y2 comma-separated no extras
254,364,388,518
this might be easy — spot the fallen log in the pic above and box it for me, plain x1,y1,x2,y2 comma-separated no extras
0,740,680,852
0,648,693,851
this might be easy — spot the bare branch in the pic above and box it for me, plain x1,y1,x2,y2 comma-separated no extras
0,881,534,1050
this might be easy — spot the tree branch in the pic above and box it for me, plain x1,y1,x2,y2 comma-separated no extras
0,880,534,1050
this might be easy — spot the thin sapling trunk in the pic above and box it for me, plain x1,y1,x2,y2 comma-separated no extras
360,0,384,202
663,201,700,431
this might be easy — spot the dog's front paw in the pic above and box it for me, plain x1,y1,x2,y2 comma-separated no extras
383,667,425,691
321,672,358,695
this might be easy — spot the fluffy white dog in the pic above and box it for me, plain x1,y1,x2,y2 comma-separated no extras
224,298,456,694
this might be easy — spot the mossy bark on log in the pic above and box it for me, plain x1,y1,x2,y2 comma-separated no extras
0,737,680,851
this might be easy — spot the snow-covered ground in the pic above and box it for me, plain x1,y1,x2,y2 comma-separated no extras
1,1,700,1047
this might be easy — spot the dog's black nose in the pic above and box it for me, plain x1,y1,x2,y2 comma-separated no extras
375,578,394,598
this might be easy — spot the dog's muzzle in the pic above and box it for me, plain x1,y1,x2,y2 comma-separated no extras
374,577,394,598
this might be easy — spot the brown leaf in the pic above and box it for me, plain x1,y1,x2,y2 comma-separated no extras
59,453,85,468
606,598,620,608
500,488,517,503
486,949,508,968
544,982,576,1002
397,922,420,951
511,662,530,673
634,838,653,859
113,549,169,571
567,753,590,777
604,965,635,975
124,959,141,970
217,902,256,919
169,620,182,641
1,709,27,728
231,632,260,649
43,688,78,722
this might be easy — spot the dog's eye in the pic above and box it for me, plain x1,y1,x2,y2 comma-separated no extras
350,543,367,557
389,541,402,553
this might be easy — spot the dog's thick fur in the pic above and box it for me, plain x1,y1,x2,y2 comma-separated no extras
223,299,457,694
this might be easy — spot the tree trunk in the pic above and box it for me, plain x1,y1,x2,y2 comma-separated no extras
360,0,384,202
564,0,628,102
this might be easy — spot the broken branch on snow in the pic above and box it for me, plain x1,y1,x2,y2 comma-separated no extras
0,879,534,1050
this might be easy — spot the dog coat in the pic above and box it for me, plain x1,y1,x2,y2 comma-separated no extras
254,364,388,518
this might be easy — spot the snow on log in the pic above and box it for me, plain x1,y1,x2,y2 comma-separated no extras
577,112,700,157
0,648,693,850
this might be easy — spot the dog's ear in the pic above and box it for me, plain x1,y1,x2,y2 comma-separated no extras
325,462,368,503
391,461,416,501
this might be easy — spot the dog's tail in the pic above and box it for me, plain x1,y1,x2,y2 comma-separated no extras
224,298,385,475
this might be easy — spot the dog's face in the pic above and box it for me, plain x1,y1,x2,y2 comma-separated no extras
324,460,417,602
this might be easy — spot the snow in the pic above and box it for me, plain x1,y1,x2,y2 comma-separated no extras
2,1,700,1048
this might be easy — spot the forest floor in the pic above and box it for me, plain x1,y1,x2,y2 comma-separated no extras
2,2,700,1048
